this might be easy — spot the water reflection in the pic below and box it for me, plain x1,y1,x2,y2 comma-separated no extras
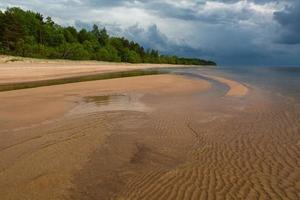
84,95,126,106
67,93,148,116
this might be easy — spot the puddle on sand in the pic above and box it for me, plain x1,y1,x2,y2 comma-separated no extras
85,95,126,106
67,93,148,116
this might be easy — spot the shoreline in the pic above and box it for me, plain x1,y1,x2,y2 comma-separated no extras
0,55,214,85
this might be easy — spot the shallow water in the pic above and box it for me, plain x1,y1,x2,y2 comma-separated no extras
73,66,300,115
84,95,128,106
215,66,300,103
67,93,148,115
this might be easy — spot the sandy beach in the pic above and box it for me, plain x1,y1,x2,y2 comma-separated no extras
0,55,185,84
0,59,300,200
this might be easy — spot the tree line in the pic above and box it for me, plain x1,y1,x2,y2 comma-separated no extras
0,7,216,65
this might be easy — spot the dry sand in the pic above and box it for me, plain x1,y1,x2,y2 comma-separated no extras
0,55,186,84
0,60,300,200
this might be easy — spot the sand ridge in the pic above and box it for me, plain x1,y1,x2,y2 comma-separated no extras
200,73,249,97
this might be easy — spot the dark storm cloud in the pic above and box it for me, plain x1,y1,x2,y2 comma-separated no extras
122,24,209,61
274,1,300,44
142,1,253,24
142,2,199,21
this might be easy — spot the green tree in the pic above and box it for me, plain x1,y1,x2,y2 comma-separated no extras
63,27,77,43
128,50,141,63
95,45,120,62
1,8,25,51
54,43,90,60
92,25,109,46
78,29,98,44
0,10,4,48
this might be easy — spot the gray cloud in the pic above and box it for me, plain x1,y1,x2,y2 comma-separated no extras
122,1,252,23
274,1,300,44
87,0,127,7
212,0,279,4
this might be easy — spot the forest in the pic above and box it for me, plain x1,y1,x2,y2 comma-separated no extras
0,7,216,65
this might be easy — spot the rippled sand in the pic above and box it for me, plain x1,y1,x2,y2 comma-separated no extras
1,71,300,200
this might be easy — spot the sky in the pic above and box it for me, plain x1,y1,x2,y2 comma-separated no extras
0,0,299,66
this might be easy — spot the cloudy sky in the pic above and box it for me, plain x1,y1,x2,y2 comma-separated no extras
1,0,299,66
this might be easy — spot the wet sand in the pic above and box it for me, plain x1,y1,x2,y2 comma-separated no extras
0,74,210,199
1,69,300,200
200,74,249,97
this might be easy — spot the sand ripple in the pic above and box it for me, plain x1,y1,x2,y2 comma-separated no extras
72,81,300,200
1,73,300,200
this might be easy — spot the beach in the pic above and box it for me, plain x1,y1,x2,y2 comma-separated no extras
0,55,182,84
0,58,300,200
